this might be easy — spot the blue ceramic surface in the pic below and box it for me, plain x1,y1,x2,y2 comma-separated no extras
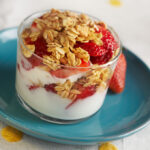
0,27,150,145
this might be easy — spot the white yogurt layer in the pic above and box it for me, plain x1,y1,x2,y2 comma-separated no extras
16,70,107,120
16,49,107,120
19,65,85,85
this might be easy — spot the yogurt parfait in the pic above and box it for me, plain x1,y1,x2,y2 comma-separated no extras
16,9,121,123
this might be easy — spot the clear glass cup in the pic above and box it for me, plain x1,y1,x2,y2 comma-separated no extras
16,10,122,124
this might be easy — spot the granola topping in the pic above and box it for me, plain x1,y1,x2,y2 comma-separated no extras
21,9,119,69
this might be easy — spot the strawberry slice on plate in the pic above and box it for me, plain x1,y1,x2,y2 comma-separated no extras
109,53,127,93
51,60,90,78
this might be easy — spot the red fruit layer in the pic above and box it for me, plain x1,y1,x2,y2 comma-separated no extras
44,83,57,93
24,36,49,69
66,83,96,109
50,60,90,78
42,82,96,109
109,53,127,93
90,50,113,65
33,37,49,57
76,84,96,100
27,55,42,68
28,85,40,90
97,27,118,51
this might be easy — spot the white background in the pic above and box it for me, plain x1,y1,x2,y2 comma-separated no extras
0,0,150,149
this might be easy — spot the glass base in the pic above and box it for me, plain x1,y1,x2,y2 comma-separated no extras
16,93,91,124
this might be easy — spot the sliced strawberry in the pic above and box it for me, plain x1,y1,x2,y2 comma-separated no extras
66,83,96,109
29,85,40,90
75,42,107,57
24,37,48,68
78,59,90,67
34,36,48,57
109,53,127,93
95,26,119,51
24,37,33,45
76,84,96,100
90,50,113,65
75,27,119,65
102,34,118,51
44,84,56,93
51,60,90,78
50,69,77,78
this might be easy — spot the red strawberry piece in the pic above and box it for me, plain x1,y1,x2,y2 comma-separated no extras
76,59,90,72
76,84,96,100
75,27,119,65
95,26,119,51
66,84,96,109
90,50,113,65
44,84,56,93
50,69,77,78
102,35,118,51
51,60,90,78
34,37,49,57
28,85,40,90
109,53,127,93
90,27,119,64
102,29,118,51
75,42,107,57
25,37,48,68
24,37,33,45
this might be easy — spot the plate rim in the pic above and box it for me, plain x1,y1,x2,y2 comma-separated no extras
0,27,150,144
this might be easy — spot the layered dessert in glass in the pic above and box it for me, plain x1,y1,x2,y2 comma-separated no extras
16,9,121,123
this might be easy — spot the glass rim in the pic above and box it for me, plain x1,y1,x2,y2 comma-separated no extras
18,9,122,69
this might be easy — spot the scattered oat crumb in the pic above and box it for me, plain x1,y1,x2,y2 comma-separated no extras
99,142,118,150
109,0,122,6
1,126,23,142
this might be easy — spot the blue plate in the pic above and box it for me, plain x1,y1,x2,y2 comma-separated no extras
0,27,150,145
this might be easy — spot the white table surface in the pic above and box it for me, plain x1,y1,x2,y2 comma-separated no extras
0,0,150,149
